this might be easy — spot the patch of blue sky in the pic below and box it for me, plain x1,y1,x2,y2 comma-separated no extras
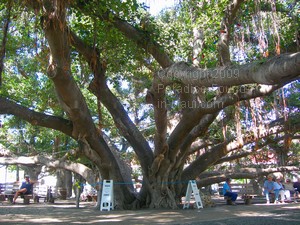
137,0,178,16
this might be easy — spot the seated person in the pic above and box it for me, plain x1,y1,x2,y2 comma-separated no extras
273,178,285,203
12,175,35,204
223,178,238,205
263,175,274,204
293,178,300,202
282,179,295,202
80,183,97,201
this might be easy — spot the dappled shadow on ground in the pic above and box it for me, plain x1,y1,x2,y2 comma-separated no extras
1,199,300,224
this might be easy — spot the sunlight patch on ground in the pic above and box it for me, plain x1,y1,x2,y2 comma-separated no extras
73,219,122,224
52,205,84,208
281,205,300,209
0,216,63,224
28,218,63,223
233,211,280,217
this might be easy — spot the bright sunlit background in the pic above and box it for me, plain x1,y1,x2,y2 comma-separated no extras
138,0,178,15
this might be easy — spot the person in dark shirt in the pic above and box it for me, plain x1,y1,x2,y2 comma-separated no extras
293,179,300,191
293,178,300,202
12,175,35,204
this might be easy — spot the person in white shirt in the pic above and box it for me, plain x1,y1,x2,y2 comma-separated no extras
282,179,296,202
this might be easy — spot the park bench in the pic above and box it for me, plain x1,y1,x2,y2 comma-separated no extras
34,185,57,203
219,182,259,205
0,182,56,204
3,182,38,204
0,182,23,203
0,183,6,202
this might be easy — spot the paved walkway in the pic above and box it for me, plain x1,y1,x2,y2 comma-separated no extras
1,198,300,224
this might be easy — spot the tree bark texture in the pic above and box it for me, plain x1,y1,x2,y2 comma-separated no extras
0,0,299,209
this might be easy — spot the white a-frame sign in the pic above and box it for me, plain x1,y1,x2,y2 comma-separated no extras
100,180,114,211
183,180,203,209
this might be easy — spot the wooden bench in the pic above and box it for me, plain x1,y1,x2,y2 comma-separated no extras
219,183,258,205
0,182,21,203
0,182,56,204
0,183,7,202
34,185,56,203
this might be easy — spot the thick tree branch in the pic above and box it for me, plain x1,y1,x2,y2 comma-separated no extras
215,151,253,164
0,0,12,86
0,96,119,180
69,30,154,175
0,155,97,185
218,0,245,65
72,2,173,69
197,166,300,187
157,53,300,87
146,83,170,180
146,80,168,158
215,136,300,165
182,113,300,181
41,1,135,206
104,14,173,68
182,141,230,181
0,96,73,136
173,114,218,170
43,3,110,165
157,52,299,156
168,84,280,160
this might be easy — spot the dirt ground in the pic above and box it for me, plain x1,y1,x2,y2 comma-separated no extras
1,197,300,225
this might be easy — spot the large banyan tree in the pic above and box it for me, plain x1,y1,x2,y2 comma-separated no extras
0,0,300,209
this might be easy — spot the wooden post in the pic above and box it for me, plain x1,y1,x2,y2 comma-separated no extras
75,186,80,208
